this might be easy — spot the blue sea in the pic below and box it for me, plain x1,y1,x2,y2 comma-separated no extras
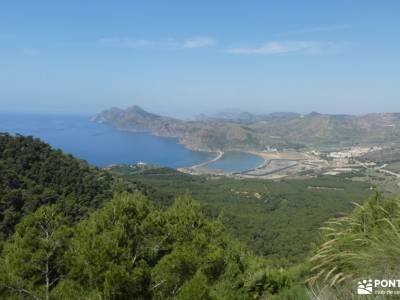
0,112,263,172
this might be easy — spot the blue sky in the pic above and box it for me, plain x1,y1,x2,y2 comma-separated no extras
1,0,399,117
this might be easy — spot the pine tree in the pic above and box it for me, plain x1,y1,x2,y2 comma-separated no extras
0,205,71,300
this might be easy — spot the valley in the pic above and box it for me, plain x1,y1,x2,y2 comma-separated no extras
109,163,373,264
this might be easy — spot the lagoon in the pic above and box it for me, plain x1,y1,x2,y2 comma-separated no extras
206,151,264,173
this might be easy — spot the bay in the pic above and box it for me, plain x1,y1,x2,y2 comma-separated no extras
0,112,265,172
0,112,213,168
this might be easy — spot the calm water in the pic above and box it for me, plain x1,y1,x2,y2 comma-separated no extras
0,112,264,172
0,112,213,168
207,151,264,173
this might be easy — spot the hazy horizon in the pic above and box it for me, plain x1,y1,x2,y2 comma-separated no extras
2,105,400,121
1,1,399,117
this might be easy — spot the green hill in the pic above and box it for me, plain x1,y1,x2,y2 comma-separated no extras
0,133,115,238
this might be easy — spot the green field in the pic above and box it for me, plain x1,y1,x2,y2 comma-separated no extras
352,168,400,196
111,166,372,264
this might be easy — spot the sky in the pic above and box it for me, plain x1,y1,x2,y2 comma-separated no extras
0,0,399,118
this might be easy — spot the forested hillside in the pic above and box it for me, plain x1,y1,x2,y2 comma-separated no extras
0,134,308,299
1,134,399,299
0,133,118,240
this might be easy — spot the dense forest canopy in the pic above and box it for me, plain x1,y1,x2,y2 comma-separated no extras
0,193,272,299
110,165,371,264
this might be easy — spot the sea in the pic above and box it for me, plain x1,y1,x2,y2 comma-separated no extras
0,112,263,172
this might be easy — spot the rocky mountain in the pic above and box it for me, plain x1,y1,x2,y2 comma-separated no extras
93,106,400,151
92,105,188,137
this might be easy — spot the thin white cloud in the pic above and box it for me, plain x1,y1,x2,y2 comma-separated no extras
99,36,216,50
99,36,338,56
183,36,216,48
279,25,350,36
98,37,178,49
226,41,330,55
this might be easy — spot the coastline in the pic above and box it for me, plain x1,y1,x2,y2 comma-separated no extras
189,150,224,168
93,120,303,176
180,150,268,175
179,149,309,177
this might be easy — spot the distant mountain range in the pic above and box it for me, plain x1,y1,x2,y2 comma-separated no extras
93,106,400,151
195,110,300,123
